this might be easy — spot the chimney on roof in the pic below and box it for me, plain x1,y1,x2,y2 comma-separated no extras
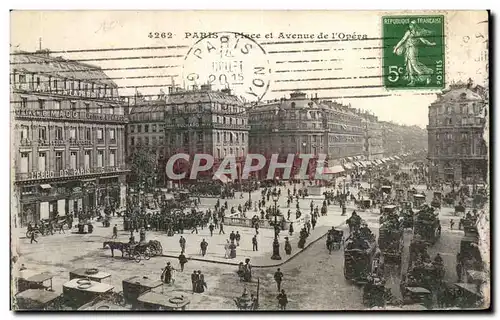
221,88,231,95
200,84,211,91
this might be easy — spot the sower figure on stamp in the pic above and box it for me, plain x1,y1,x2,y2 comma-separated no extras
393,20,436,86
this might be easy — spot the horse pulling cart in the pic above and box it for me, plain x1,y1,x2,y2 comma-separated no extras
103,240,163,263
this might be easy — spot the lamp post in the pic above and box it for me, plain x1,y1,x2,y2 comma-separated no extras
341,177,346,216
271,191,282,260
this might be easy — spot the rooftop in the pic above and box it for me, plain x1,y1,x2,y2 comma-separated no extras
11,50,117,88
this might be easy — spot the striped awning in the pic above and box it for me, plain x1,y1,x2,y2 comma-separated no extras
323,165,345,174
343,163,354,170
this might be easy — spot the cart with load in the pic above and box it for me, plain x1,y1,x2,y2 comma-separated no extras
69,268,111,283
431,192,442,210
343,228,377,284
62,278,115,309
413,194,426,209
14,289,62,310
16,270,54,293
122,276,163,306
136,291,190,310
358,199,373,212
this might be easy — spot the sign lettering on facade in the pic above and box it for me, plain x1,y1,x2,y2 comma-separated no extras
29,167,120,180
15,109,126,122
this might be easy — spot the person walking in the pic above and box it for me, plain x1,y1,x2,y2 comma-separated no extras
289,222,294,236
252,235,258,251
219,222,225,235
30,230,38,244
277,289,288,310
274,268,284,292
284,237,292,255
230,231,236,242
200,239,208,256
209,223,215,237
235,231,241,246
191,270,199,293
112,224,118,239
178,252,188,272
179,236,186,252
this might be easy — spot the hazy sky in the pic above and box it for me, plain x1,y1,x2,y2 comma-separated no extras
10,10,489,127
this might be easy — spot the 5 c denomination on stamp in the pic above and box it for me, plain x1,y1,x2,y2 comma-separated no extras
183,32,271,102
383,15,445,89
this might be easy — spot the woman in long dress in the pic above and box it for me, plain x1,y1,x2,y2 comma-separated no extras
393,20,437,86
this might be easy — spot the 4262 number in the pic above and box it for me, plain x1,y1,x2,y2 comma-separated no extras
148,32,173,39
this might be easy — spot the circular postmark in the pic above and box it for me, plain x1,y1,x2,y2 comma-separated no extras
183,31,271,102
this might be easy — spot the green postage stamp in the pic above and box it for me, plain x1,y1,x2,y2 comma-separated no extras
382,15,445,89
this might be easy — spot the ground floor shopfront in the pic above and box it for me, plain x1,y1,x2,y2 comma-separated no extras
13,173,128,228
429,158,488,184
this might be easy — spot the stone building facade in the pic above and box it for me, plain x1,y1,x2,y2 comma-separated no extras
10,50,128,227
163,85,249,180
427,81,488,184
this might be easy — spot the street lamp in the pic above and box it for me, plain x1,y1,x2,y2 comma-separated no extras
341,177,347,216
271,190,282,260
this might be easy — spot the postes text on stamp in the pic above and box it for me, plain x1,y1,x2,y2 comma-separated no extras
382,15,445,89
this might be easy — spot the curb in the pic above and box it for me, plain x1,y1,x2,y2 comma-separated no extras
160,219,346,269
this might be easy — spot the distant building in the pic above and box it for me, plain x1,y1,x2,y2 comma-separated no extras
363,113,384,160
11,50,128,227
427,79,488,184
126,94,167,158
248,92,367,178
163,85,249,181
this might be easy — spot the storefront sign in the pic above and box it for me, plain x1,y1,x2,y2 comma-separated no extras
29,166,124,180
15,109,126,122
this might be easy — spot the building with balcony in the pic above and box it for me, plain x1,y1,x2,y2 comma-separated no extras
126,95,167,158
427,80,488,184
163,85,249,180
10,50,129,227
248,92,367,178
363,113,384,160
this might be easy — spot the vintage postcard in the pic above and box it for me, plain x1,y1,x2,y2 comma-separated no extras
9,10,490,311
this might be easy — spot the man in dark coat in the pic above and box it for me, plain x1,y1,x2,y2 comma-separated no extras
230,231,236,242
178,252,188,272
277,289,288,310
191,270,199,292
252,235,258,251
274,268,284,292
200,239,208,256
209,223,215,237
235,231,241,246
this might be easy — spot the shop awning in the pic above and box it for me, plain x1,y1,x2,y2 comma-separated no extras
343,163,354,170
394,156,401,160
40,184,52,189
323,165,345,174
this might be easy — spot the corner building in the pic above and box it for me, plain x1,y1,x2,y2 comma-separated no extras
248,92,367,178
427,81,488,184
10,50,129,227
163,85,249,180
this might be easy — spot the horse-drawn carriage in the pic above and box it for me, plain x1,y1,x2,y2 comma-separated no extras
326,228,344,252
343,226,377,284
431,192,442,210
413,194,426,209
454,204,466,216
103,240,163,263
357,199,374,212
378,219,404,265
